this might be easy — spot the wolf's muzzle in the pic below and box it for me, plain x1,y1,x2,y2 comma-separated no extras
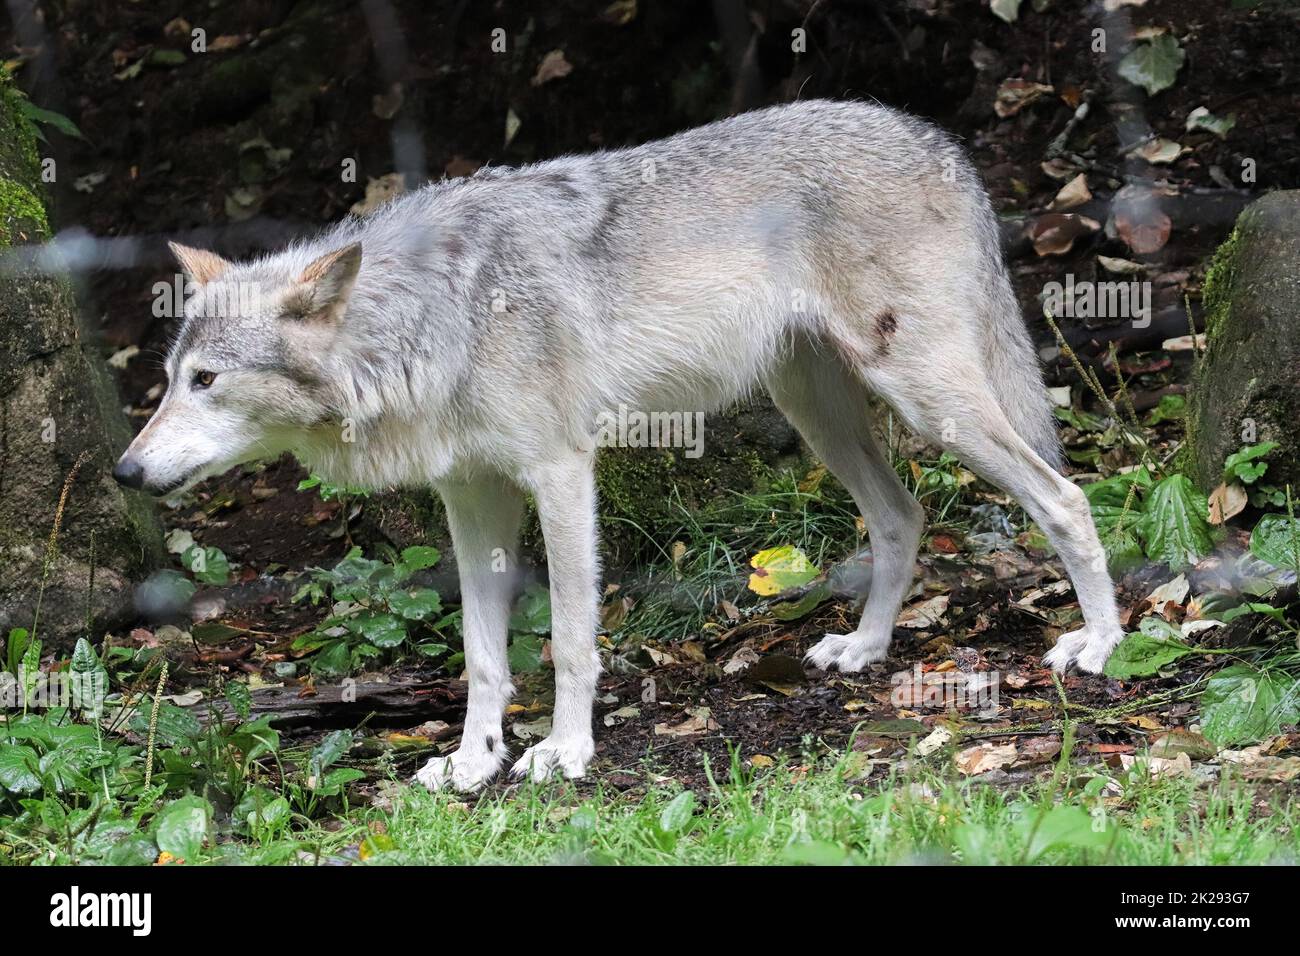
112,456,145,490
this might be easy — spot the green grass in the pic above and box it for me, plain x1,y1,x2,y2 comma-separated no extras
232,749,1300,866
606,450,989,645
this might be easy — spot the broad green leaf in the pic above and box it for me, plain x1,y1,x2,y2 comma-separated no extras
1021,804,1112,862
352,611,407,648
1082,468,1152,508
1249,514,1300,573
225,680,252,720
21,637,41,706
747,545,820,596
103,836,159,866
228,715,280,762
6,626,30,679
509,584,552,635
155,795,212,861
1144,393,1186,425
129,701,202,747
1138,474,1216,571
388,587,442,621
399,546,441,571
191,621,246,643
315,767,365,796
246,796,290,834
309,729,354,780
1054,405,1108,433
0,745,42,793
69,637,97,673
659,790,696,834
508,634,546,673
1103,619,1197,678
770,582,830,621
181,544,232,585
69,638,108,715
312,640,351,676
38,744,111,793
1117,34,1185,97
1084,469,1147,573
16,99,84,139
1223,441,1277,485
1217,602,1285,624
1200,665,1300,746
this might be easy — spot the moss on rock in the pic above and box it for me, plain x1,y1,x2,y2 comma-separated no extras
1184,192,1300,492
0,75,163,643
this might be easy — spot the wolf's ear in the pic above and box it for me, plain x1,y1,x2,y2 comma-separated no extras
168,242,229,286
293,242,363,324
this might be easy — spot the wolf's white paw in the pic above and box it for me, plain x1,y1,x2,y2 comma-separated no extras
510,735,594,782
1043,627,1117,675
804,632,890,673
1075,639,1117,675
1042,628,1089,673
414,747,506,792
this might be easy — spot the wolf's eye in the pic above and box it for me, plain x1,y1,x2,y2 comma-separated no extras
193,370,216,389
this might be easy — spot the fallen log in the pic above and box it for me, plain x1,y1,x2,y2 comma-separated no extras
1001,190,1255,259
198,679,468,730
1032,304,1199,363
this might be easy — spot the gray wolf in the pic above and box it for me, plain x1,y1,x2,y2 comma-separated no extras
114,99,1123,791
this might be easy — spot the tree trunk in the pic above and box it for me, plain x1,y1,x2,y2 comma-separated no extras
0,78,163,646
1184,192,1300,492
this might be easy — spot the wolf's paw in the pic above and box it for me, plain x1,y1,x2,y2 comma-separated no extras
804,632,890,673
414,747,506,793
510,735,594,783
1043,627,1117,675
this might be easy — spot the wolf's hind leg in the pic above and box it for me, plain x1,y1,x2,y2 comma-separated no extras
511,452,600,782
766,343,924,672
415,475,524,792
871,373,1123,673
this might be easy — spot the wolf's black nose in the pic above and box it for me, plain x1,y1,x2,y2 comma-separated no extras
112,456,145,490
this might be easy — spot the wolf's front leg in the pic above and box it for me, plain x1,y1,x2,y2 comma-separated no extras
415,477,524,792
511,453,600,782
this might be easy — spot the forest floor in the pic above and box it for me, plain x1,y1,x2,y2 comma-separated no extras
3,0,1300,864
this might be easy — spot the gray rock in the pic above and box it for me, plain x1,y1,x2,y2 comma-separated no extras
1186,191,1300,492
0,78,163,645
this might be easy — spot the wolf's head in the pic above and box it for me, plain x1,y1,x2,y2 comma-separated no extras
113,240,363,497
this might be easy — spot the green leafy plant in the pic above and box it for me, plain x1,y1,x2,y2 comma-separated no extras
1199,664,1300,747
1084,469,1218,572
1223,441,1286,507
1250,513,1300,575
507,583,552,672
291,546,452,675
1117,33,1185,97
180,544,232,586
297,474,372,502
11,90,84,142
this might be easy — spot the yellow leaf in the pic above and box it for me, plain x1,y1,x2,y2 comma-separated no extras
746,545,819,596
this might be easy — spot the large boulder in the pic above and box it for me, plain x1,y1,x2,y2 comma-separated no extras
0,78,163,644
1186,191,1300,492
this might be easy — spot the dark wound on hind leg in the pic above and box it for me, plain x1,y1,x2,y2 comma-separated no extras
874,311,898,356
